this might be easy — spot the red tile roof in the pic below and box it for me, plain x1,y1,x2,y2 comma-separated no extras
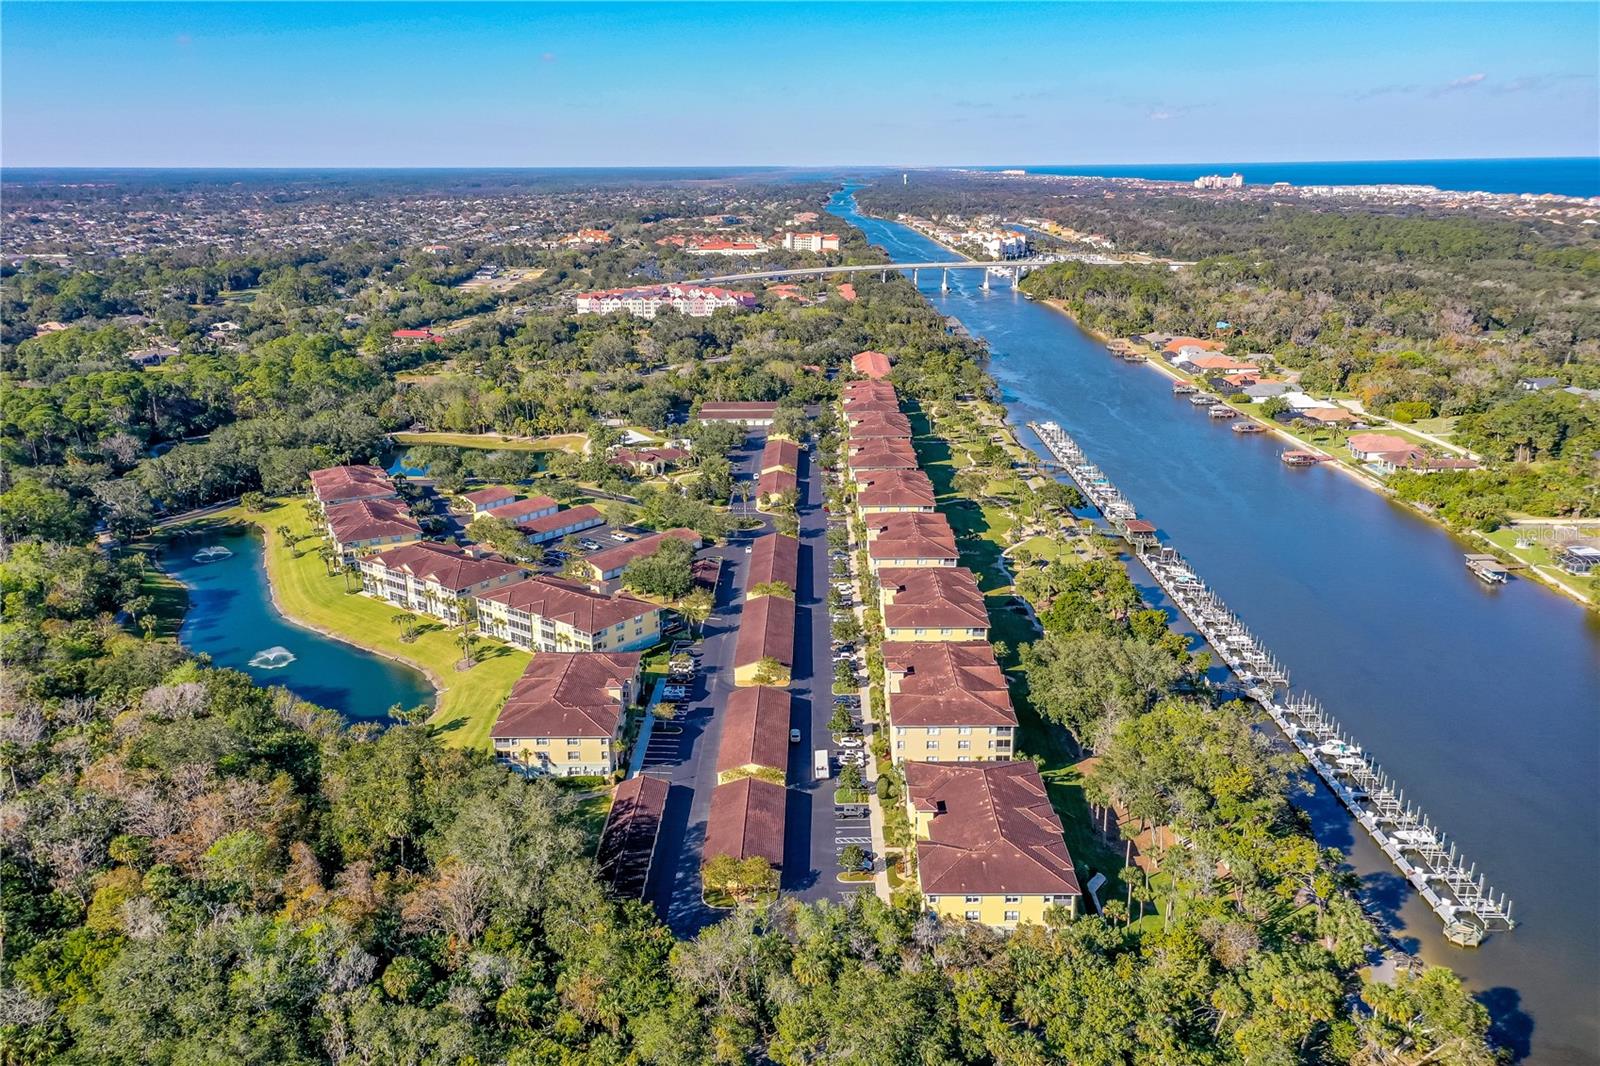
842,397,902,418
475,575,658,634
760,437,801,472
855,469,936,509
847,412,914,440
879,567,989,631
697,401,778,421
1346,433,1415,455
746,533,799,592
846,441,920,472
364,540,524,590
596,774,669,897
309,464,395,505
758,469,798,498
704,777,787,866
1162,337,1224,354
325,497,420,544
843,379,897,400
460,485,518,507
484,496,560,524
865,511,955,542
586,528,701,576
492,652,640,739
907,761,1081,897
883,641,1016,727
515,504,603,536
867,520,960,565
851,350,894,379
733,594,796,672
716,687,793,776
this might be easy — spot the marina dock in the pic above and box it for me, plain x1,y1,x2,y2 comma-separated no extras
1027,419,1516,946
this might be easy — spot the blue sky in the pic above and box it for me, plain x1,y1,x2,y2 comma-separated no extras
3,2,1596,166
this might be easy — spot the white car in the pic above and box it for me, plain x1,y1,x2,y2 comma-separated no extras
835,735,864,749
611,530,631,542
789,728,802,744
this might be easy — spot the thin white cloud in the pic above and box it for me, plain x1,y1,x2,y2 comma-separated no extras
1431,73,1485,97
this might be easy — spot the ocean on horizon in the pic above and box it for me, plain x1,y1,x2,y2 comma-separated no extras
973,157,1600,198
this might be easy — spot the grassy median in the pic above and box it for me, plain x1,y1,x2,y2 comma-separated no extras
182,499,530,750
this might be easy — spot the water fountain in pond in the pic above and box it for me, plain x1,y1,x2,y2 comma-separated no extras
192,545,233,563
248,646,296,670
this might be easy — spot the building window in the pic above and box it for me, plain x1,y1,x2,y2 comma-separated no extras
958,727,971,735
956,740,970,750
926,895,939,904
1004,896,1020,904
925,741,938,750
1004,911,1020,922
535,738,549,746
964,911,980,921
964,896,980,904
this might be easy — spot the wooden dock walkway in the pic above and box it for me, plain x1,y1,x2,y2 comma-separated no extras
1025,420,1515,946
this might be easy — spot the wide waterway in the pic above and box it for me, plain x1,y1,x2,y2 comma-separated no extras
164,527,435,722
832,187,1600,1064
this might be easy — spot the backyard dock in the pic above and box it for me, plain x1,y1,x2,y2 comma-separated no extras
1026,419,1516,946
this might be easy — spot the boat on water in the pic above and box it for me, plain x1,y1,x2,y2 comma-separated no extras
1464,554,1511,585
1280,450,1327,467
1208,405,1237,419
1231,421,1267,434
1172,382,1198,395
1188,393,1217,407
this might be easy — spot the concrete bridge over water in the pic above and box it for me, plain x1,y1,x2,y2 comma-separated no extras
686,257,1065,291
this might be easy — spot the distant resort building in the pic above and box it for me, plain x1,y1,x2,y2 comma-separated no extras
782,231,841,252
877,567,990,643
611,446,689,476
854,469,937,514
474,575,662,653
695,401,779,426
309,464,397,509
491,652,642,776
573,283,757,319
865,512,959,572
883,642,1017,763
482,496,561,526
456,485,519,513
499,503,605,545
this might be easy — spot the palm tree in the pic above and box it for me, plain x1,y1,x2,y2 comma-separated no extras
679,587,713,637
454,596,479,669
391,611,419,643
317,546,336,576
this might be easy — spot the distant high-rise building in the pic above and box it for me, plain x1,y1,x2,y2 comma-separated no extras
1193,173,1245,190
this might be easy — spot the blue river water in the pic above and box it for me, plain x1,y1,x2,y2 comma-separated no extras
972,158,1600,198
831,187,1600,1064
164,527,435,722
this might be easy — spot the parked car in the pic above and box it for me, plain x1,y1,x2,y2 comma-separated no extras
834,806,870,819
578,538,602,551
790,728,802,744
611,530,631,542
835,736,864,749
663,686,689,700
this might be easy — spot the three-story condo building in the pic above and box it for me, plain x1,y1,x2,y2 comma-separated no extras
491,652,642,776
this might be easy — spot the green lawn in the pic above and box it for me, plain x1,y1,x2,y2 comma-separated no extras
907,401,1132,902
392,431,586,454
177,499,530,749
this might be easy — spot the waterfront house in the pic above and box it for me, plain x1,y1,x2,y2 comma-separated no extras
745,533,799,598
325,498,421,560
359,541,524,622
474,574,662,653
456,485,519,513
866,512,959,572
703,776,787,869
582,528,703,589
696,401,778,426
715,687,792,784
1370,450,1479,476
905,760,1081,929
1554,543,1600,576
509,504,605,545
309,464,397,509
1161,337,1224,358
490,652,642,777
1298,407,1359,426
1346,433,1417,462
877,567,990,643
884,642,1017,763
732,594,796,686
851,350,894,380
854,469,937,515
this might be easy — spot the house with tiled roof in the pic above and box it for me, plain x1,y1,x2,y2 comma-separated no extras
883,642,1017,763
760,437,800,474
905,761,1081,928
506,504,606,545
846,439,921,477
309,464,396,508
851,350,894,380
359,541,525,622
847,411,914,441
491,652,642,776
704,776,787,867
733,594,796,687
745,533,799,598
843,379,897,401
757,468,799,507
582,528,702,588
611,447,690,476
474,575,662,653
854,469,937,514
865,512,959,572
456,486,519,513
696,401,778,426
483,496,560,526
324,498,422,559
877,567,989,642
716,687,793,784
